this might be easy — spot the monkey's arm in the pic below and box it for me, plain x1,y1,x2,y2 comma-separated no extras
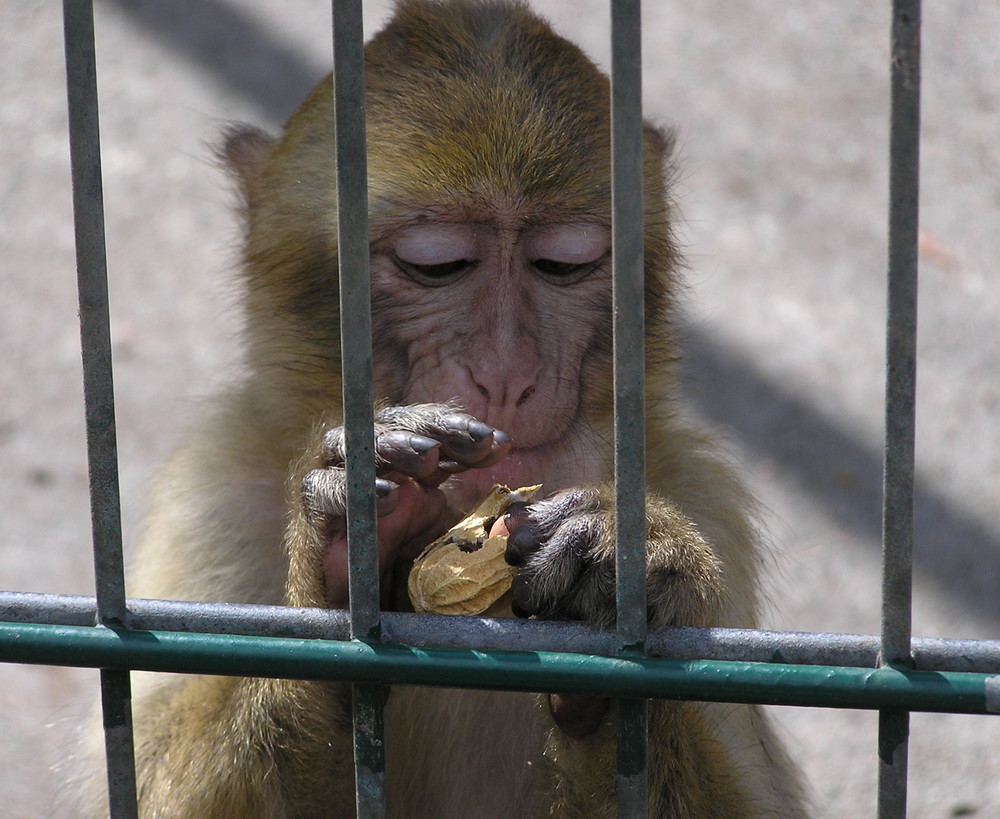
126,674,354,818
107,403,510,817
505,484,760,816
506,425,808,817
88,414,358,817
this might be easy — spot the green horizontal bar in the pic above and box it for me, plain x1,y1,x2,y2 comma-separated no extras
1,621,997,715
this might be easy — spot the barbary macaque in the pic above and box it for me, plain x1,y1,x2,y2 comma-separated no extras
81,0,809,815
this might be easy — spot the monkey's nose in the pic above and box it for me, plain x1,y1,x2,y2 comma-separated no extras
469,366,538,412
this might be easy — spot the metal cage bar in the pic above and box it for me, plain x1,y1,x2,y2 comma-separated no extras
610,0,649,813
2,592,999,675
3,2,995,817
331,2,386,815
4,620,998,716
878,1,922,816
61,0,138,815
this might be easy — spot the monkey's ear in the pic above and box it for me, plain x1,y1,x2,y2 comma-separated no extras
220,124,276,205
643,123,676,164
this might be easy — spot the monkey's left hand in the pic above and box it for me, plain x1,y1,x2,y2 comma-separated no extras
504,486,723,631
503,487,724,738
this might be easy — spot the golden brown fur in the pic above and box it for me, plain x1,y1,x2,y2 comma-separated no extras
79,1,808,815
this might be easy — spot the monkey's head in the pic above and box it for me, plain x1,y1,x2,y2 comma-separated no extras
225,0,678,502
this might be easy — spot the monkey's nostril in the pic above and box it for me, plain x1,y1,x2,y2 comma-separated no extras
516,385,536,407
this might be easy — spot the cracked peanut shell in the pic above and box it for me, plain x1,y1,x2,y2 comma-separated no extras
407,484,541,615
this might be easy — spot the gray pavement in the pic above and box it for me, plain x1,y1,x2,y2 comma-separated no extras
1,1,998,815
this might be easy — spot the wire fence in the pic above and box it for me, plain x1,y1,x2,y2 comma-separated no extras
1,1,998,816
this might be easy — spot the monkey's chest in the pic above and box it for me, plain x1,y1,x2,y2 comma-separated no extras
383,686,542,818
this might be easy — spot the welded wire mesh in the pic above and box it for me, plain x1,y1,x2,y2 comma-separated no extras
1,1,997,817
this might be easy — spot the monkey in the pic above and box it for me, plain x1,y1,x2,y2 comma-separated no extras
78,0,810,816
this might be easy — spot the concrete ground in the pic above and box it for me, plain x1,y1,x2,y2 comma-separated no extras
2,1,998,815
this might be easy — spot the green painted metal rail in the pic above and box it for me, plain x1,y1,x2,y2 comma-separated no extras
1,621,996,715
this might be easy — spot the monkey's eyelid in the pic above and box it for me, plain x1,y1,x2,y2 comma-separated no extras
532,259,586,277
400,258,477,279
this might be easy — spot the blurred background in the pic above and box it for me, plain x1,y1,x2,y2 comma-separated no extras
2,1,998,815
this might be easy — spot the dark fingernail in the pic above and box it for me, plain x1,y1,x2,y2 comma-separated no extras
503,501,530,530
466,419,493,442
436,460,467,474
408,434,438,455
375,478,399,498
492,429,512,447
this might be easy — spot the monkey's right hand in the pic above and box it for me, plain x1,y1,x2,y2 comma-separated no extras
299,404,511,609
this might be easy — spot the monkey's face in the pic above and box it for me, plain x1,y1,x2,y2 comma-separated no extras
234,4,676,508
368,216,613,505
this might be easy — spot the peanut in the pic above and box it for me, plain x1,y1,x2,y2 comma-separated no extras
407,484,541,615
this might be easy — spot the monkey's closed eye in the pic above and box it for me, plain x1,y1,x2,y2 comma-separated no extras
532,259,588,280
399,258,477,282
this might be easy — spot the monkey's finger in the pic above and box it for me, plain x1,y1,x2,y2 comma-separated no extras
319,426,347,467
302,468,347,517
302,468,401,521
511,556,592,620
375,478,401,517
424,412,498,465
414,459,468,489
509,492,609,620
415,426,511,486
323,404,457,468
503,504,539,567
375,431,441,480
510,536,583,619
407,415,505,486
511,571,543,618
467,428,513,469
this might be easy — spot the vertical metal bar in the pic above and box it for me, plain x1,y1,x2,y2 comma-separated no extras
63,0,127,628
99,668,138,817
878,1,921,816
610,0,647,651
610,0,648,814
616,696,648,815
62,1,138,816
351,682,387,816
331,2,385,816
333,0,377,643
